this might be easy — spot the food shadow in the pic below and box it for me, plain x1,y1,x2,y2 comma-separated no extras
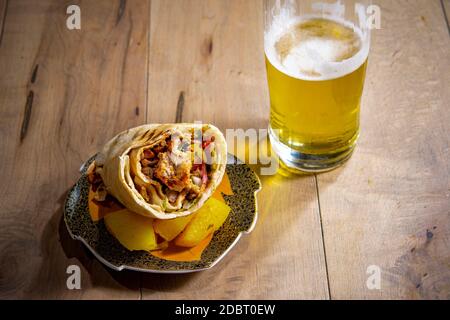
56,189,198,294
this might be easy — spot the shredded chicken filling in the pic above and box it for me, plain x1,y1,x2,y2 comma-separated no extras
87,128,218,212
131,128,216,210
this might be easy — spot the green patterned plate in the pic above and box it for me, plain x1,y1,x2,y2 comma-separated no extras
64,154,261,273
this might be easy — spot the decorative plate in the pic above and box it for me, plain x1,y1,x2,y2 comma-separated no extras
64,154,261,273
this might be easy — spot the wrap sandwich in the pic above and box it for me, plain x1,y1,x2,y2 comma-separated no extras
87,123,227,220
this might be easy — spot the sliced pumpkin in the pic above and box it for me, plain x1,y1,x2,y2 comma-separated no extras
104,209,157,251
174,197,231,248
153,214,195,241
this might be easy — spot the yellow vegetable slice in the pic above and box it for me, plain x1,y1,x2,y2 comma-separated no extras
174,197,231,248
104,209,157,251
153,214,195,241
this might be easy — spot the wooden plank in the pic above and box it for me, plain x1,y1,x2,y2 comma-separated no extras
0,0,149,299
317,0,450,299
442,0,450,35
147,0,269,129
142,0,329,299
0,0,7,46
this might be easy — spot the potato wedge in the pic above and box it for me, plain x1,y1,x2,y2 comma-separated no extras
104,209,157,251
174,197,231,247
153,214,195,241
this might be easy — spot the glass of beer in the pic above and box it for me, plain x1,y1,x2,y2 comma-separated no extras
264,0,371,172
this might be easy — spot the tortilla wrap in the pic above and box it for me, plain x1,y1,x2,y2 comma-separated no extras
90,123,227,220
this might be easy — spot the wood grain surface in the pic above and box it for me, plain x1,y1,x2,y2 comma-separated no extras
0,0,149,299
0,0,448,300
317,0,450,299
442,0,450,35
0,1,7,46
142,0,329,300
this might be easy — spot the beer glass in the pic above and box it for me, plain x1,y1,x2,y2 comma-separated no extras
265,0,371,172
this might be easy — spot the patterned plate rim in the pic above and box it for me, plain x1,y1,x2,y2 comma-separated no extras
64,153,261,274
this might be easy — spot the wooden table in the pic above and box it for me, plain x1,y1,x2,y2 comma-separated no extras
0,0,449,300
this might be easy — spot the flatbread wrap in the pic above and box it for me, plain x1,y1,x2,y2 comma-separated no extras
87,123,227,220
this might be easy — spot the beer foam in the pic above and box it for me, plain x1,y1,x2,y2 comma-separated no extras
265,15,370,81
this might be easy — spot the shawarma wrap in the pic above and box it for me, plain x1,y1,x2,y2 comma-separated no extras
87,123,227,220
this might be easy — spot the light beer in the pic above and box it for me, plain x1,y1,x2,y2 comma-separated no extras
265,17,369,171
